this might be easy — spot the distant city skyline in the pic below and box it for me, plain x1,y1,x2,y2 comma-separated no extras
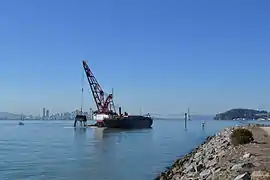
1,106,270,120
0,108,94,120
2,102,270,117
1,1,270,115
0,110,215,121
1,106,270,118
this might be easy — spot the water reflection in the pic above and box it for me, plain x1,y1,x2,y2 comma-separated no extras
92,127,106,140
103,128,126,144
1,120,245,180
91,128,153,144
91,128,126,143
103,128,154,145
74,127,87,133
73,127,87,143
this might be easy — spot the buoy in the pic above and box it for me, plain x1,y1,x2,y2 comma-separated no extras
201,120,205,129
18,122,24,125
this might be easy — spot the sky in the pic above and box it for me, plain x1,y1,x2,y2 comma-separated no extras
1,0,270,116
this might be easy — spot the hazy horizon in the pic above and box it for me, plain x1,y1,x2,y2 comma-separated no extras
0,111,216,118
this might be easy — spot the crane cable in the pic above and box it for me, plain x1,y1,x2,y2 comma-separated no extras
80,68,84,115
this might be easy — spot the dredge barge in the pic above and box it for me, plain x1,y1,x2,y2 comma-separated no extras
75,60,153,129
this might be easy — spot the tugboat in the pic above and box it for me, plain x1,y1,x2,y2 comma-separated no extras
81,60,153,129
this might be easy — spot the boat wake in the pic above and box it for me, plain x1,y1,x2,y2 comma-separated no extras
63,127,75,129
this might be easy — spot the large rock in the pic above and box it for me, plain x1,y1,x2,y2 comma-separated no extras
206,158,218,168
154,125,260,180
196,162,204,172
243,153,251,159
251,171,270,180
234,173,250,180
183,164,195,174
231,163,255,171
200,169,211,179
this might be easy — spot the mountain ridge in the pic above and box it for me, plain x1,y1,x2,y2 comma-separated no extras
0,112,21,120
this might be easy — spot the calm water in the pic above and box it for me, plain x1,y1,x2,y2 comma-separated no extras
0,119,267,180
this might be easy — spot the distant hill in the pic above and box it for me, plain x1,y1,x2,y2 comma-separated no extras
0,112,21,120
214,108,268,120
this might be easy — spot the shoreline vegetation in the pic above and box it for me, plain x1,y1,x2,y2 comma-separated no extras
155,124,270,180
214,108,269,120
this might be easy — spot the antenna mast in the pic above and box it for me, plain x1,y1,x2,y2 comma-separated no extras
188,108,191,120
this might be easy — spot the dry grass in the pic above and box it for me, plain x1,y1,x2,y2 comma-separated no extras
230,128,254,145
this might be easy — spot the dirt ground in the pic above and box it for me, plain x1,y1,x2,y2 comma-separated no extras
243,126,270,171
214,126,270,179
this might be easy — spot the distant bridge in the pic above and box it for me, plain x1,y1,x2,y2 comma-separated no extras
143,112,213,120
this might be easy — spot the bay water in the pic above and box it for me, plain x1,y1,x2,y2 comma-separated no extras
0,119,263,180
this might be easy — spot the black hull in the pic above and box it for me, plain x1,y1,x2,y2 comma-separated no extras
97,116,153,129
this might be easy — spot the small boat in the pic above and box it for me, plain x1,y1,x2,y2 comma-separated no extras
18,122,24,125
19,113,24,125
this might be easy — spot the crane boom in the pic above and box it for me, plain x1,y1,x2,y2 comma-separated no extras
82,60,115,114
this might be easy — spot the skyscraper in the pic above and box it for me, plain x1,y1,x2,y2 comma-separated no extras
43,108,45,119
46,110,49,118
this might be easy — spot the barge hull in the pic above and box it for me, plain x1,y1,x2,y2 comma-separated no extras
102,115,153,129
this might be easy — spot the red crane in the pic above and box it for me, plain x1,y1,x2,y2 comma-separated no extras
82,60,116,115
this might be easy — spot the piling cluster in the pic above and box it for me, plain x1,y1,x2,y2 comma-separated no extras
155,124,270,180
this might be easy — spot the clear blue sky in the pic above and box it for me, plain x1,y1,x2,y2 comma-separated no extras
1,0,270,116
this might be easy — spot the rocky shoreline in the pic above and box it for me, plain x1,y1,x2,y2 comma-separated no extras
155,124,270,180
